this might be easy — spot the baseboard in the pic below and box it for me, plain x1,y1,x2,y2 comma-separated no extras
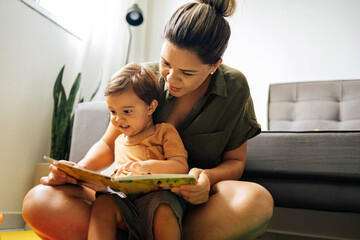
266,207,360,240
0,212,25,230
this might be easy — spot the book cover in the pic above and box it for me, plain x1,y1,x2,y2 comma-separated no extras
44,156,196,196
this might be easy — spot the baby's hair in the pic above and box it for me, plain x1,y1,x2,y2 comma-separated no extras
105,63,160,106
163,0,236,65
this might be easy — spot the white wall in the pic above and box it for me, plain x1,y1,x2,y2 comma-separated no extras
0,0,129,225
225,0,360,129
0,0,83,217
119,0,188,64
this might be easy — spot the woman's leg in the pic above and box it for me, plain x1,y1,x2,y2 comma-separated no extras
153,203,181,240
22,184,95,240
182,180,274,240
88,194,128,240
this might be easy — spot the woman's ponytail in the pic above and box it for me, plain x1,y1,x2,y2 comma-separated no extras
199,0,236,17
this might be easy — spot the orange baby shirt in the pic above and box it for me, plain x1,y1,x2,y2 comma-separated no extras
114,123,188,168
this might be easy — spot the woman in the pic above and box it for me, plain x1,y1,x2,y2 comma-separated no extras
23,0,273,239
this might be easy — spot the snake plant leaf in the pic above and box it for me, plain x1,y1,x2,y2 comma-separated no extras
50,67,81,160
78,91,85,104
67,73,81,108
63,73,81,122
53,65,66,111
51,66,66,145
49,66,100,160
65,114,75,160
51,66,67,159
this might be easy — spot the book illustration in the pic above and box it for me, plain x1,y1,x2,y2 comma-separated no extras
43,156,197,196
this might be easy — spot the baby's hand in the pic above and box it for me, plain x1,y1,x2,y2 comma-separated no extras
114,161,151,176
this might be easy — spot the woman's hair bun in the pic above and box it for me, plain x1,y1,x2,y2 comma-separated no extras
197,0,236,17
164,0,235,64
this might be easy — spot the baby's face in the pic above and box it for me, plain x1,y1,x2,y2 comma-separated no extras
106,87,154,137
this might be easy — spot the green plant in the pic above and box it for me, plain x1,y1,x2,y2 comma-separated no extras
50,65,100,160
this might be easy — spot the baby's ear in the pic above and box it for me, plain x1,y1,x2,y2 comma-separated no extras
148,99,158,115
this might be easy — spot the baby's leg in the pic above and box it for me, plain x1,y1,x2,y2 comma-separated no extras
88,194,127,240
153,203,181,240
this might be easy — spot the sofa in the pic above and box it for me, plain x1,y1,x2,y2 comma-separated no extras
244,80,360,239
68,80,360,240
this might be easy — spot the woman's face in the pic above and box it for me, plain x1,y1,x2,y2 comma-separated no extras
160,40,218,98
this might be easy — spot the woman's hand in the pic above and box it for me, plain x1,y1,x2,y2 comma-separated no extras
40,161,77,186
171,168,211,205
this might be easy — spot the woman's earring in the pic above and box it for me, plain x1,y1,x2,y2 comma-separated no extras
210,72,214,75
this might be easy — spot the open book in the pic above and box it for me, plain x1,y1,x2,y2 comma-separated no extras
44,156,196,196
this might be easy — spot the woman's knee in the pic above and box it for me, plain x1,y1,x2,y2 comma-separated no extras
213,181,274,235
243,182,274,221
214,181,273,216
22,185,54,223
243,182,274,234
22,184,94,226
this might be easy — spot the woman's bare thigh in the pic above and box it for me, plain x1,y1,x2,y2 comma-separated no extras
183,180,273,240
23,184,96,240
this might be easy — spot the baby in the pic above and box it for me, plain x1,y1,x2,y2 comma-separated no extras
88,63,188,240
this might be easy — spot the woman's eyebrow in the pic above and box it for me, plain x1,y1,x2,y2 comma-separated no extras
161,57,169,64
162,57,199,73
179,68,199,73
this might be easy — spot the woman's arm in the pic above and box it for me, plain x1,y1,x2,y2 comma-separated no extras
171,141,247,204
205,141,247,185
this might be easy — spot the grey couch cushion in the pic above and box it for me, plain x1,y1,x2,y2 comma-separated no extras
268,80,360,131
69,102,110,163
245,131,360,182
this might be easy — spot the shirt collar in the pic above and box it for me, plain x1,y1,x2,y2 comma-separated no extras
206,65,228,98
163,79,174,100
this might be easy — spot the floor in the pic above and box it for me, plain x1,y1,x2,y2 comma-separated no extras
0,230,40,240
2,206,359,240
259,232,336,240
0,229,354,240
0,230,339,240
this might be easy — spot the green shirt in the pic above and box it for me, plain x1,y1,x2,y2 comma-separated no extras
147,63,261,169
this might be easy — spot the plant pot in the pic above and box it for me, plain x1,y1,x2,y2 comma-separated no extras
33,162,51,186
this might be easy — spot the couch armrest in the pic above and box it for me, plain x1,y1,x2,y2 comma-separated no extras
69,102,110,163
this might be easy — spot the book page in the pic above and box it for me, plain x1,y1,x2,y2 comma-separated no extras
44,156,111,191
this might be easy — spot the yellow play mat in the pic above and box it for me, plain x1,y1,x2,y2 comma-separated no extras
0,230,40,240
